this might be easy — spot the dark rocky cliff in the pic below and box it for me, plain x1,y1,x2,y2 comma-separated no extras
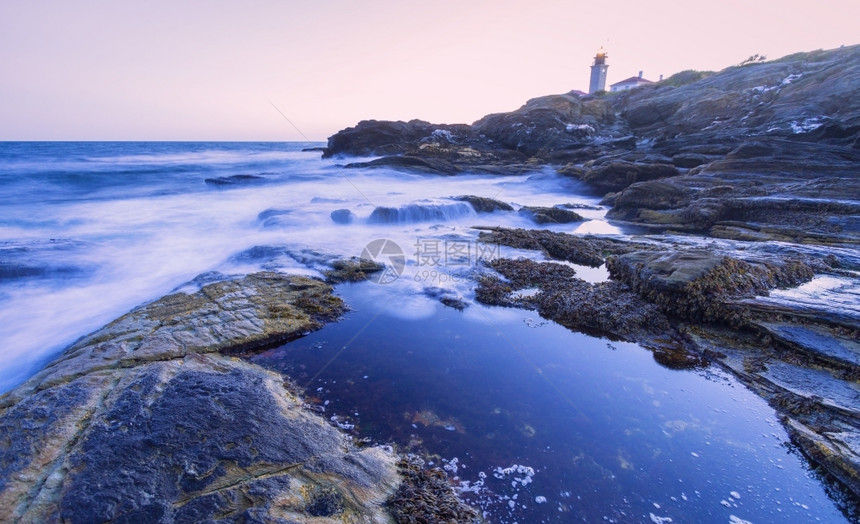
324,44,860,246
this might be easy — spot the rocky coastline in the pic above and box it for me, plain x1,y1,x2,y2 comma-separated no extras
0,269,477,523
1,44,858,521
322,45,860,504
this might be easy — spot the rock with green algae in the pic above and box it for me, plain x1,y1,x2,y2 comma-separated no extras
0,272,469,523
606,250,819,325
475,258,690,364
324,257,386,283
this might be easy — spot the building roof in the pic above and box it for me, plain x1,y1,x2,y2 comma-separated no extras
610,76,654,87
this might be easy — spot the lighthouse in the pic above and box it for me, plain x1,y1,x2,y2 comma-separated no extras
588,48,608,94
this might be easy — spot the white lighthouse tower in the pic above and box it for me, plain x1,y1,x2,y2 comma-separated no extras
588,47,608,94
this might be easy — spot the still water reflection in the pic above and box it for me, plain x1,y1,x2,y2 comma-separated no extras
252,283,851,523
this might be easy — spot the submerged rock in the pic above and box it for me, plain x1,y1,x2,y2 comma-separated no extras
257,208,293,227
423,286,469,310
330,208,357,224
204,174,269,186
0,239,96,283
0,272,451,522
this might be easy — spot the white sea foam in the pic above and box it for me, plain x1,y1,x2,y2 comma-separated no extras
0,146,615,392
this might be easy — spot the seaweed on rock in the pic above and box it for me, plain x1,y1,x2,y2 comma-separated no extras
476,227,650,267
387,457,480,524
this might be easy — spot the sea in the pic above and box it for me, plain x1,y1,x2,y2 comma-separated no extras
0,141,855,522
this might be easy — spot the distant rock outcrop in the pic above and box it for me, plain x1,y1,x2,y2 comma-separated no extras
322,119,472,158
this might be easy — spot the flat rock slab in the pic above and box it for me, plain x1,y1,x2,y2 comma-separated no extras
4,272,342,403
783,418,860,499
0,272,401,523
759,360,860,416
756,321,860,368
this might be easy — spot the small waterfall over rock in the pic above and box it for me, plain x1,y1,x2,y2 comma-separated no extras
365,201,477,224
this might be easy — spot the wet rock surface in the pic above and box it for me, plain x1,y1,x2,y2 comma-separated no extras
476,226,652,267
518,205,584,224
578,161,680,193
606,249,821,324
0,272,468,522
330,208,357,224
453,195,514,213
606,139,860,244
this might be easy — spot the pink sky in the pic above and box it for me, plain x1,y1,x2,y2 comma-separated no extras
1,0,857,141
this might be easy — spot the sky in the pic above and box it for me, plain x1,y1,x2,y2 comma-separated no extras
1,0,858,141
